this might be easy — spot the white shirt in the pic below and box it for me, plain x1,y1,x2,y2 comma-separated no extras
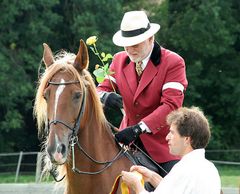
139,44,153,71
140,149,221,194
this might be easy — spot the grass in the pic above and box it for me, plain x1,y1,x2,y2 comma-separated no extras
0,165,239,187
0,172,53,183
0,173,36,183
216,164,240,187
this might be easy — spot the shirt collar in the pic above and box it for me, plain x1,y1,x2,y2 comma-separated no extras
141,43,154,70
181,148,205,162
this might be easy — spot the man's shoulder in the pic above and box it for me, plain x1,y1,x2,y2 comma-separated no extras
161,48,183,58
113,51,129,65
161,47,184,61
114,51,128,58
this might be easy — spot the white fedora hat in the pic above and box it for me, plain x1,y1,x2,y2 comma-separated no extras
113,11,160,47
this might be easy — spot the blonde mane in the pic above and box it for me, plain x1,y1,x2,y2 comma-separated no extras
33,51,107,137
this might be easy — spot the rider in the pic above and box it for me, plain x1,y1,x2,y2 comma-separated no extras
97,10,188,177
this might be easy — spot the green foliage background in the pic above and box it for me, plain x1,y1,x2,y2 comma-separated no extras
0,0,239,160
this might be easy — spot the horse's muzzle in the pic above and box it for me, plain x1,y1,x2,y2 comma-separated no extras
47,143,67,165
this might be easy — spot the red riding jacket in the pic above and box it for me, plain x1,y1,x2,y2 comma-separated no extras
97,43,188,163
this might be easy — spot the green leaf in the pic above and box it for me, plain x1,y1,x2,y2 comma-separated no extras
108,70,115,75
96,76,105,83
102,53,113,62
93,68,106,83
102,57,108,62
93,68,105,77
101,52,106,58
106,53,113,59
103,63,109,71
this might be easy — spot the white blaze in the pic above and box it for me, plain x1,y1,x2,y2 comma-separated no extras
54,79,66,120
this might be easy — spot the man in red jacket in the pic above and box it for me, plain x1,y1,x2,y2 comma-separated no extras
97,10,188,177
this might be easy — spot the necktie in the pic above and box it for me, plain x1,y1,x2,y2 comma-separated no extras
135,61,143,76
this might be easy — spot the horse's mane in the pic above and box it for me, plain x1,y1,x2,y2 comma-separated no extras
33,51,107,137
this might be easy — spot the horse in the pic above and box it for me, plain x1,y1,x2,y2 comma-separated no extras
33,40,133,194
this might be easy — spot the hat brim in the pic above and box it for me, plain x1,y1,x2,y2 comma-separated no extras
112,23,160,47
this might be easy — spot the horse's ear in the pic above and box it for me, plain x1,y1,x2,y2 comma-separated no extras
73,39,89,71
43,43,54,68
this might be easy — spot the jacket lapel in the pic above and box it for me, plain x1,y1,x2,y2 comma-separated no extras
123,61,138,96
134,61,158,101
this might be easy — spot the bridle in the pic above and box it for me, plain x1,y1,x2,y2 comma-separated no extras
48,80,85,136
46,79,126,181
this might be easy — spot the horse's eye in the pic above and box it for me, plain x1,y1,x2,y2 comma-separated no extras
73,92,81,100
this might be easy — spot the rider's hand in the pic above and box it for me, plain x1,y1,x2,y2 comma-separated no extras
101,92,123,109
115,124,143,145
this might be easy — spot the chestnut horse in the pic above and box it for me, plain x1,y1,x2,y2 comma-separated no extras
34,40,133,194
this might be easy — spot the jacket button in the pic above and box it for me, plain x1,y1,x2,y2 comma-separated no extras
134,102,139,106
136,114,140,118
157,127,160,130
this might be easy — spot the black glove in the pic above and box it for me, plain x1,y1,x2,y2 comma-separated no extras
101,92,123,109
115,124,142,145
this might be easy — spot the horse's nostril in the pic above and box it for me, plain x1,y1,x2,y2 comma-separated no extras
57,144,66,155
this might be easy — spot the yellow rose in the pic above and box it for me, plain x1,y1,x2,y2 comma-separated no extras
86,36,97,45
95,64,100,69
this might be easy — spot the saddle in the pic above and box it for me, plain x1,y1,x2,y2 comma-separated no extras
126,149,160,174
124,148,160,192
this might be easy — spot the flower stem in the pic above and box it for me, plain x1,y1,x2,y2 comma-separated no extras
93,44,105,66
93,44,116,93
107,74,116,93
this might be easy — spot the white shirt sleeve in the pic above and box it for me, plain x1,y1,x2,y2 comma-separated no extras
139,121,151,133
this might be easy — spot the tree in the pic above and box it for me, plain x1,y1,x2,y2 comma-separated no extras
0,0,61,152
0,0,239,156
156,0,240,149
0,0,124,152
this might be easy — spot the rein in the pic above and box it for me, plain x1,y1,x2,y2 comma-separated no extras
46,80,127,180
132,143,168,174
70,136,126,175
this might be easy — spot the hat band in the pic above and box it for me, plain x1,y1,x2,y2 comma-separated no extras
121,23,150,37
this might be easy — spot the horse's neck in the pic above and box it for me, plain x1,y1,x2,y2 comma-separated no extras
64,121,131,194
79,121,119,159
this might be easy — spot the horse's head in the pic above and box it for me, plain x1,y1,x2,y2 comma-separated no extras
34,40,89,164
